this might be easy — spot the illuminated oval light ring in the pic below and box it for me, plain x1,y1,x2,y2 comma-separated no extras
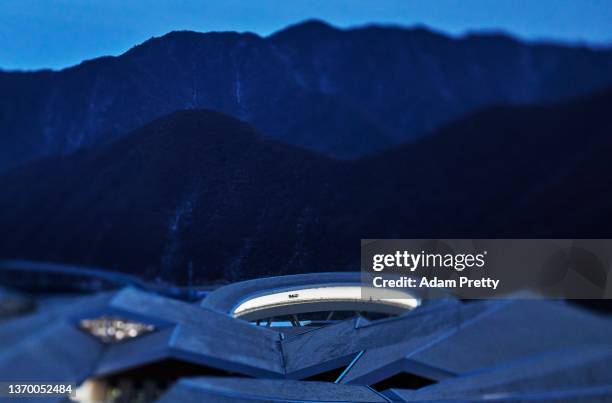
232,285,420,320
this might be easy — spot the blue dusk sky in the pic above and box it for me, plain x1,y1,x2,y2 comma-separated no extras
1,0,611,70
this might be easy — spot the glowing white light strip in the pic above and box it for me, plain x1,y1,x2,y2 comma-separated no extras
232,286,419,317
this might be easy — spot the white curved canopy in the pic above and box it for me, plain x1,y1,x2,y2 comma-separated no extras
232,285,419,319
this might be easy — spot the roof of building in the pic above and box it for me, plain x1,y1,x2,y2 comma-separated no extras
0,273,611,402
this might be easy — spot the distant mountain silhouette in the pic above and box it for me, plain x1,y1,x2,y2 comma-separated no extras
0,110,342,282
2,20,612,172
350,88,612,238
1,89,611,283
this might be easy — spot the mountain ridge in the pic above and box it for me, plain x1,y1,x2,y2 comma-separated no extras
2,20,612,171
0,109,343,282
1,89,611,282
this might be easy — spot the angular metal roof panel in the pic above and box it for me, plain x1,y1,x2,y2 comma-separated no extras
0,322,103,383
408,299,612,375
157,377,389,402
92,288,285,377
281,298,477,377
387,345,612,401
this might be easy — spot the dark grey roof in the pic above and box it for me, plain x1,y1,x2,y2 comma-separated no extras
281,298,470,378
406,299,612,375
0,292,111,384
157,377,389,402
385,345,612,401
339,299,612,386
88,287,285,377
0,287,285,381
0,322,103,382
1,274,611,402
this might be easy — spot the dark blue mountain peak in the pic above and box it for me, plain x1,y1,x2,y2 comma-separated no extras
2,20,612,173
128,29,261,55
2,90,612,282
270,19,339,38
